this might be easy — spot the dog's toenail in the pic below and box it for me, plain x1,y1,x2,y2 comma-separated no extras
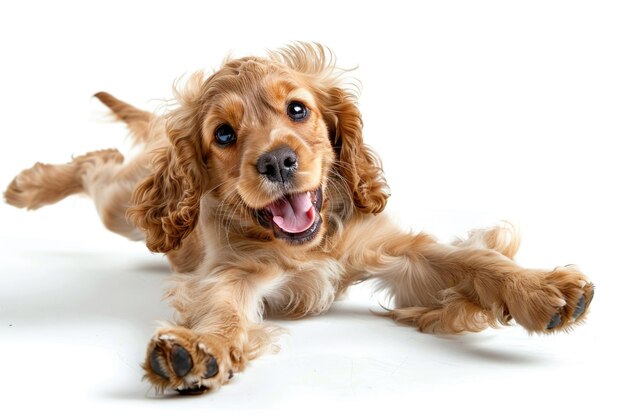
203,356,219,379
547,313,561,330
228,369,234,380
171,344,193,377
177,385,209,395
150,348,169,379
572,295,586,320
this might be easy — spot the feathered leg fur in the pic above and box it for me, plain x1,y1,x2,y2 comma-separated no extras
339,216,594,334
4,93,159,241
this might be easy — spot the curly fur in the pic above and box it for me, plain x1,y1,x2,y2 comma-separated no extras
4,42,593,395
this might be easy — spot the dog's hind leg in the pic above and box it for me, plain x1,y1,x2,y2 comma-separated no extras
4,92,157,241
5,148,147,240
5,148,124,211
450,221,520,259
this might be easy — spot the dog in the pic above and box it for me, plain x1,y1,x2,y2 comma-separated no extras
4,43,594,395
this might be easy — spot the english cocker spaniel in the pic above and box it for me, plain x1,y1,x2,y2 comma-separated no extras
5,43,594,395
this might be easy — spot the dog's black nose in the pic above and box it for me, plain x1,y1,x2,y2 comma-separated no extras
256,147,298,183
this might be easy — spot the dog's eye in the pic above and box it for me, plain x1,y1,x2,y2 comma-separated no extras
214,124,237,146
287,101,308,121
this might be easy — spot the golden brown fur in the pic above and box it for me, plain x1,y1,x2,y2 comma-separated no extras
4,43,594,395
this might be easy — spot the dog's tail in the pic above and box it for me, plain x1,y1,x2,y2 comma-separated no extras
5,92,152,213
94,92,154,145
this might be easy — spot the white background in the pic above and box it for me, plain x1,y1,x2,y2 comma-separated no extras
1,1,624,416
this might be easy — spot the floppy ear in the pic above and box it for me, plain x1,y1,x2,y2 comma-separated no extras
269,42,388,214
128,74,208,253
322,86,389,214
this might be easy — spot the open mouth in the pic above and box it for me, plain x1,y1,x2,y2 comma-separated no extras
256,188,323,244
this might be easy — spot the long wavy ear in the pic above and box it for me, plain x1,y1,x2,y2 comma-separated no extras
269,42,389,214
322,86,389,214
128,73,208,253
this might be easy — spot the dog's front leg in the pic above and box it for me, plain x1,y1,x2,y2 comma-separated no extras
341,217,594,334
143,264,283,395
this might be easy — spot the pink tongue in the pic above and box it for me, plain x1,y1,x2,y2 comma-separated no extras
268,192,315,234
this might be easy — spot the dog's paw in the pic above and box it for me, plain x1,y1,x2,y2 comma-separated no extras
506,266,595,334
541,267,595,332
143,327,234,395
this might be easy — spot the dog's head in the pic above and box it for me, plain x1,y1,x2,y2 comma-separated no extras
130,43,388,252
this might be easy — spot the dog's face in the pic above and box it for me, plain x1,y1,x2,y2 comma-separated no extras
200,59,335,245
130,44,389,253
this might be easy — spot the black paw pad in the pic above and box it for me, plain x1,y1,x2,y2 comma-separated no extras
572,295,587,320
150,347,169,380
547,312,561,330
203,356,219,379
171,344,193,377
